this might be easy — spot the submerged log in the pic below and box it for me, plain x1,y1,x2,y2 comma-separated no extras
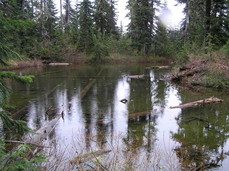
70,150,111,165
170,97,223,109
80,69,103,99
128,75,145,79
24,114,62,144
94,111,152,125
12,82,64,119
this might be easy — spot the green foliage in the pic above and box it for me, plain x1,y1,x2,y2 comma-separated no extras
175,50,189,65
106,36,132,54
201,74,229,89
178,0,229,52
153,18,172,57
0,18,37,53
91,43,109,63
0,111,31,133
78,0,94,51
0,43,23,66
94,0,119,37
0,72,34,84
220,40,229,55
0,140,46,171
128,0,159,55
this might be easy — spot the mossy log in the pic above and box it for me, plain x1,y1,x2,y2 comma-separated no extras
170,97,223,109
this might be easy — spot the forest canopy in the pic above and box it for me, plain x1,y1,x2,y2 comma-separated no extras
0,0,228,61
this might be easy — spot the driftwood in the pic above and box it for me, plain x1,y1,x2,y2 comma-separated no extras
146,66,170,70
70,150,111,165
49,63,70,66
128,75,145,79
170,97,223,109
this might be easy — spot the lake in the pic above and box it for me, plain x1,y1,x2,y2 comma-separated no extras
5,64,229,170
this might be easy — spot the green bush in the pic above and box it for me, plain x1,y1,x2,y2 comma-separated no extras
175,50,189,65
220,40,229,56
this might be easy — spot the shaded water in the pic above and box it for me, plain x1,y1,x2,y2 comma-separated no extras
5,64,229,170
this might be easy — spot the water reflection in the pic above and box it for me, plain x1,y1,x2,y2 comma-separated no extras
113,76,130,146
6,65,229,170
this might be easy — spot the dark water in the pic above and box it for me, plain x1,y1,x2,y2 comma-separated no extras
5,64,229,170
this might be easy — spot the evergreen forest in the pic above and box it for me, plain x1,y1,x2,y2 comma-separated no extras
0,0,229,170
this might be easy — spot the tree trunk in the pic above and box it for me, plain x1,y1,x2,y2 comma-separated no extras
65,0,70,29
205,0,212,33
60,0,63,31
184,1,191,43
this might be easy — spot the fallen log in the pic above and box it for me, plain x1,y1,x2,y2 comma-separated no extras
146,66,170,70
128,75,145,79
49,63,70,66
170,97,223,109
1,114,62,169
70,150,111,166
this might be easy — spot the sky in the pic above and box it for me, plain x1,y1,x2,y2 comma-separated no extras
54,0,185,30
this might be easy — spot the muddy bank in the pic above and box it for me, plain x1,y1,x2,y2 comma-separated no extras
170,54,229,89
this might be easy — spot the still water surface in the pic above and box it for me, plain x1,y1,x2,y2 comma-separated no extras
7,64,229,170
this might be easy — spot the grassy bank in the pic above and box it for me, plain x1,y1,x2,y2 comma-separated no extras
171,51,229,90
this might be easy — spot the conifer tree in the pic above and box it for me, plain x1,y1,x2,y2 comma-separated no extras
177,0,229,49
78,0,94,51
94,0,118,37
127,0,159,55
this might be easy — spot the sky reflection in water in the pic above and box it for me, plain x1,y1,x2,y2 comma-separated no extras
9,65,229,170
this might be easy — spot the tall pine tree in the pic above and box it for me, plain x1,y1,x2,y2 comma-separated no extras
127,0,159,55
94,0,118,37
78,0,94,51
